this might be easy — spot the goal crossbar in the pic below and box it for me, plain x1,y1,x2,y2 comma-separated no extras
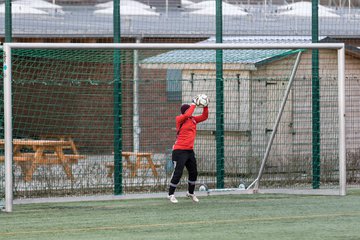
3,42,345,50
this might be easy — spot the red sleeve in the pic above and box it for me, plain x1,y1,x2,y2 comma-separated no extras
193,106,208,123
176,104,196,127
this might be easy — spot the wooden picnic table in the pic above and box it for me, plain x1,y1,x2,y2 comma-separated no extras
106,152,161,178
0,139,85,181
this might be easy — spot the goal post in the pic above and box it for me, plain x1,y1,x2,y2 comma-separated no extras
2,42,346,212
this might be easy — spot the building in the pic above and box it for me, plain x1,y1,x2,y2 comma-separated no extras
140,36,360,175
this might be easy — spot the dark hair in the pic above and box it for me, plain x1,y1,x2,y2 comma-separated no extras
180,104,190,114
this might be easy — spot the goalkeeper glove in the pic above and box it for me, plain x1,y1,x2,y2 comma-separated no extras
192,95,199,105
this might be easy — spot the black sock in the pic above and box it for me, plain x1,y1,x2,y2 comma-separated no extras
188,183,195,194
168,186,176,195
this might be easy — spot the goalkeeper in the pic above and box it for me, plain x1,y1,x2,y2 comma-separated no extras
167,95,209,203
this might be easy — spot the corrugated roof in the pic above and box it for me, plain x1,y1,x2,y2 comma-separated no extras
141,49,300,65
141,36,314,65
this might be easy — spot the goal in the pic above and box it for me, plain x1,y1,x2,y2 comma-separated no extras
1,42,346,212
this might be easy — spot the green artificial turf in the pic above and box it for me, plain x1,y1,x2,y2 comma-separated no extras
1,190,360,240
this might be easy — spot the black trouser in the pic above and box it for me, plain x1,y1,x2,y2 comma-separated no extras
169,149,198,195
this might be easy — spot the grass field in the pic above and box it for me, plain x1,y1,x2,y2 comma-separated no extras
1,189,360,240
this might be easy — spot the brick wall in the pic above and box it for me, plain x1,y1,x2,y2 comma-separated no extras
11,57,180,155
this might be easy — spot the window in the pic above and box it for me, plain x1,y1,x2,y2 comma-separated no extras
166,69,182,101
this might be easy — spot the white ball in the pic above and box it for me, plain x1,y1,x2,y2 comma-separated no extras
199,185,208,192
197,94,209,108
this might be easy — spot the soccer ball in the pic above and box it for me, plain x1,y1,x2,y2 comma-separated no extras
199,184,208,192
196,94,209,108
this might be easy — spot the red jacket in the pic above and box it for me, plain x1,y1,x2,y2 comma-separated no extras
173,104,208,150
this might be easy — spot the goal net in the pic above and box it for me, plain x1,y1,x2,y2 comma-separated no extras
1,41,346,212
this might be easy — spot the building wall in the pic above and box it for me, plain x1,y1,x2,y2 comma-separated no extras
11,71,180,155
250,50,360,171
177,49,360,174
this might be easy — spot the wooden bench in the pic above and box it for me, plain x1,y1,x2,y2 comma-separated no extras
106,152,162,178
0,153,85,163
0,153,34,162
